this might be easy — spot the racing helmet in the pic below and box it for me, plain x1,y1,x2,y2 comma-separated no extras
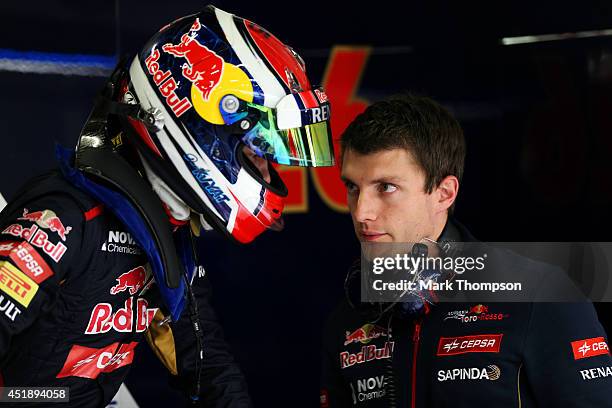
118,5,334,243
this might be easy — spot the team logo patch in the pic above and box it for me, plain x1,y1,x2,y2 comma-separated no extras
100,231,142,255
18,208,72,241
2,224,67,262
85,297,157,335
580,366,612,381
444,304,509,324
0,294,22,322
340,341,394,369
571,337,610,360
110,266,147,296
437,334,503,356
0,241,53,284
437,365,501,382
0,261,38,307
344,323,387,346
162,18,224,102
350,375,386,404
56,342,138,379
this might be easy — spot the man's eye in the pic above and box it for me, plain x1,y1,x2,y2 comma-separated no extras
380,183,397,193
345,182,358,194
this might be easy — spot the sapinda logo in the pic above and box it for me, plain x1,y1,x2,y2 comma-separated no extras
437,365,501,382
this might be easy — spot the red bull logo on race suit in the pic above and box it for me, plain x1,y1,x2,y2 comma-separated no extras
110,266,146,296
344,324,388,346
18,208,72,241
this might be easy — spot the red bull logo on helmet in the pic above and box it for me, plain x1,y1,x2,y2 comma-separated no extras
162,18,224,102
18,208,72,241
344,324,388,346
110,266,147,296
145,48,193,118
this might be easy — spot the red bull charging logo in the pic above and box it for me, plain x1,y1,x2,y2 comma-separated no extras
110,266,146,296
18,208,71,241
344,324,388,346
162,18,224,101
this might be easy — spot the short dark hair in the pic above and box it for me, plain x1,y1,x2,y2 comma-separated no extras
341,93,466,194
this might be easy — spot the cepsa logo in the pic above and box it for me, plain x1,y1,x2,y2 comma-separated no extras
0,241,53,284
56,342,138,379
437,334,503,356
571,337,610,360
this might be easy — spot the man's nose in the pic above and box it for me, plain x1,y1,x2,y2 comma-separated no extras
353,191,377,223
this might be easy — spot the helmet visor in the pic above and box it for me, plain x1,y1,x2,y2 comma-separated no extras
221,91,335,167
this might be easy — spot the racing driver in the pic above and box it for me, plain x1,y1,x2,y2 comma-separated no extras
320,93,612,407
0,5,334,407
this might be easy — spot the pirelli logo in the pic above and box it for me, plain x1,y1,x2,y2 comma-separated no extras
0,261,38,307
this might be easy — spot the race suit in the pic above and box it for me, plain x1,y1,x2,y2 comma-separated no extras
321,220,612,407
0,171,252,407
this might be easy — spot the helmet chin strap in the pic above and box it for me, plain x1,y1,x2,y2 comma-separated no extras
139,152,214,232
139,153,190,222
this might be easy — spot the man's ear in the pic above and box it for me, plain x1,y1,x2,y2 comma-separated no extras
435,175,459,213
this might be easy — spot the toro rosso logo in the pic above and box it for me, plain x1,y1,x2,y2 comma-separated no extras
162,18,224,101
18,208,71,241
110,266,146,296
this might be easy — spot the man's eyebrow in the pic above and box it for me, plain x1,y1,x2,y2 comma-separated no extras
371,176,404,184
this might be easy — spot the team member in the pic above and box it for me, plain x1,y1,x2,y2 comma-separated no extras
320,93,612,407
0,5,333,407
